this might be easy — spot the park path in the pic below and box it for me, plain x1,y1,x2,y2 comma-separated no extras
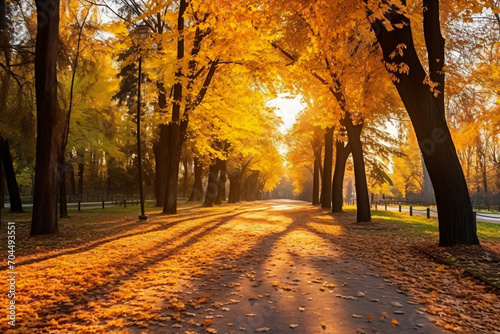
1,200,450,333
133,200,445,334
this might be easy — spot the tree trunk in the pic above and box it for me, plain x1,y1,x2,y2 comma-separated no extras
321,127,334,208
155,92,169,206
228,174,241,204
203,159,220,207
188,156,204,201
312,145,321,205
162,0,187,214
182,155,189,199
215,159,227,204
31,0,61,235
368,0,479,245
342,113,371,222
0,139,23,212
332,140,351,212
228,174,236,203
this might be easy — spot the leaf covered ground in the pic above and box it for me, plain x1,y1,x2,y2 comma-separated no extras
0,200,499,333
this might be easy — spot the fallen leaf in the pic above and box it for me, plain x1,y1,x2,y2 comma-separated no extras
391,301,403,307
391,319,400,327
367,314,374,322
255,327,270,332
290,324,299,328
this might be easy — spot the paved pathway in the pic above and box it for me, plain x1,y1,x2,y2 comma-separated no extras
140,200,445,334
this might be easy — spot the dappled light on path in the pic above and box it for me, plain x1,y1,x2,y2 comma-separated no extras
0,200,496,333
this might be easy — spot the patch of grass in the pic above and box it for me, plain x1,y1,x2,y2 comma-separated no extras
343,205,500,242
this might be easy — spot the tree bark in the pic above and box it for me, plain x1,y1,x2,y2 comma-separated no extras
228,174,242,204
162,0,187,214
341,114,371,222
312,145,321,205
332,140,351,212
31,0,61,235
215,159,227,204
203,159,221,207
367,0,479,245
321,127,334,208
188,156,204,201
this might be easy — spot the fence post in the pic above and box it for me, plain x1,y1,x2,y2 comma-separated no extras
410,206,413,216
385,202,387,211
375,201,378,210
399,204,401,212
427,208,430,219
124,199,127,208
78,201,81,211
102,201,105,209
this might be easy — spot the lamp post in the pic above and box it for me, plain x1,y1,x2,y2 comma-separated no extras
132,25,151,220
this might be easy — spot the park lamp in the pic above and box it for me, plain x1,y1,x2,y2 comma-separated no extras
131,24,152,46
131,24,151,221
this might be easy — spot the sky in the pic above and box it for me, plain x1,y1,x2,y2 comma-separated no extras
267,94,305,162
267,94,305,134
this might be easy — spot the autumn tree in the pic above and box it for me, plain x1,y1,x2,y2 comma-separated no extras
365,0,479,245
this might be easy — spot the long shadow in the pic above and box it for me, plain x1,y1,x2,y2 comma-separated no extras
1,208,240,271
32,209,255,323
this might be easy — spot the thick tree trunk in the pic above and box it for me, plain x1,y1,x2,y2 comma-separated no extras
368,0,479,245
228,174,243,204
1,140,23,212
312,145,321,205
31,0,61,235
188,156,204,201
321,127,334,208
203,159,220,207
342,113,371,222
163,136,182,213
332,140,351,212
162,0,187,214
215,159,227,204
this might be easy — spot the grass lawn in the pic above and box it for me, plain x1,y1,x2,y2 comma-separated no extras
343,205,500,243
